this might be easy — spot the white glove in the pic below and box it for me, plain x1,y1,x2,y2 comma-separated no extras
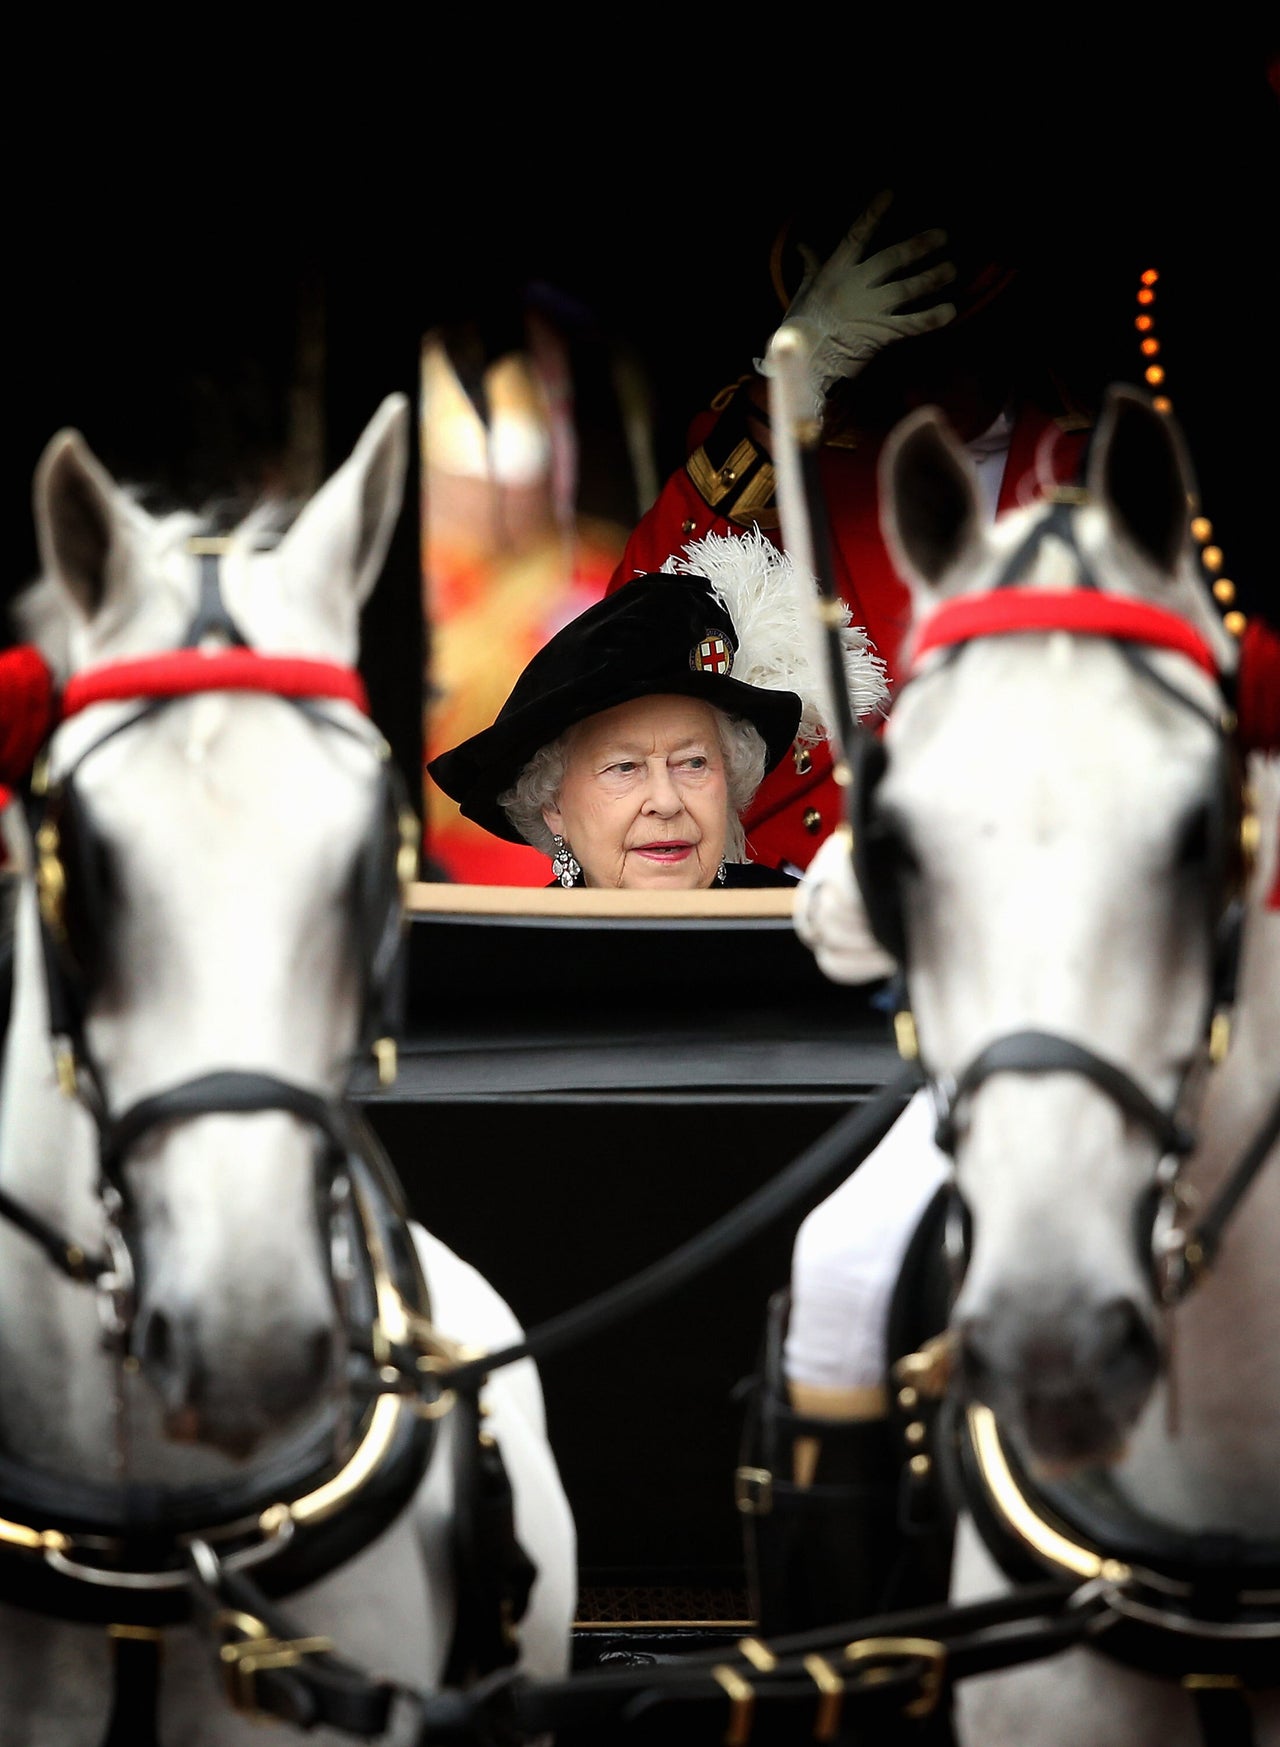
760,190,957,419
793,830,897,985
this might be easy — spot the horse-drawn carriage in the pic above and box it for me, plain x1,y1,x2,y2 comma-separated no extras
1,385,1276,1745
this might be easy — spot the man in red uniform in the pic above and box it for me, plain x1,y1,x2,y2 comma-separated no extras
607,185,1097,872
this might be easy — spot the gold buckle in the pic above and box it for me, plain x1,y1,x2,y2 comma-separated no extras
733,1465,772,1516
409,1353,459,1421
892,1333,954,1401
215,1609,333,1719
843,1635,947,1720
35,817,67,939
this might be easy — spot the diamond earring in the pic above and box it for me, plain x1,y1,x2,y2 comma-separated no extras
551,835,582,888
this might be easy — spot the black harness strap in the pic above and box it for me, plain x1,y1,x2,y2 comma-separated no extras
0,1181,109,1282
101,1626,164,1747
934,1030,1197,1159
1187,1681,1255,1747
1185,1085,1280,1279
443,1385,537,1690
101,1070,350,1186
187,1548,398,1737
406,1578,1099,1742
179,549,251,650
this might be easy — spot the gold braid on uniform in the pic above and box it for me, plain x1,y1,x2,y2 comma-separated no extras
686,378,780,531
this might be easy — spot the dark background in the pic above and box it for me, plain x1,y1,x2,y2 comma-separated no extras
9,28,1279,800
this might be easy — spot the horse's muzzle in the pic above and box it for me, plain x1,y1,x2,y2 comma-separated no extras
954,1291,1160,1471
136,1300,337,1458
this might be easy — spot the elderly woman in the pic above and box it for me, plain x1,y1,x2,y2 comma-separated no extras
429,550,884,890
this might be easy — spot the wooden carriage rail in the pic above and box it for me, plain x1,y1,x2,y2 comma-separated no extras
406,882,800,920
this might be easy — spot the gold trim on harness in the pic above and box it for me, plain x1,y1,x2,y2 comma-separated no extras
967,1404,1132,1584
843,1636,947,1721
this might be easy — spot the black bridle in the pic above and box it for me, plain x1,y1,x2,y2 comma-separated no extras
14,535,417,1287
0,548,461,1634
846,504,1267,1308
757,352,1280,1744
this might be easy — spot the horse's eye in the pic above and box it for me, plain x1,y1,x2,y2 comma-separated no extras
1174,800,1211,870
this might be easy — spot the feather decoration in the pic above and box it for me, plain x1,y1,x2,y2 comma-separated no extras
662,527,889,744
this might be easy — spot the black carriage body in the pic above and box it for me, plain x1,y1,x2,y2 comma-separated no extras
351,890,900,1642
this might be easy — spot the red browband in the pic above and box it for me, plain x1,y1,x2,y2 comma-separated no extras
908,590,1221,681
59,650,370,720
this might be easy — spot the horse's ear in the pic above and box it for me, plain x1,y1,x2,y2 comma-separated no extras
1086,385,1196,576
879,405,985,599
281,393,409,610
33,429,128,623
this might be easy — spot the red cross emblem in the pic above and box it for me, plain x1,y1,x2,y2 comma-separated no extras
691,632,733,676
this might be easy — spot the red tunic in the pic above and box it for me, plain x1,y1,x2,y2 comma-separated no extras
607,384,1089,871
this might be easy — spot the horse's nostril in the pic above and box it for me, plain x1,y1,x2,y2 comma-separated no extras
1091,1296,1159,1389
957,1318,995,1402
139,1306,171,1373
136,1304,201,1411
305,1325,336,1390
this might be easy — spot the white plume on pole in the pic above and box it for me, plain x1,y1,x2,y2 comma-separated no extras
763,320,886,754
660,326,888,749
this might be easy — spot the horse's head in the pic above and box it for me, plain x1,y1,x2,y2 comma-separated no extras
867,387,1243,1472
27,395,411,1459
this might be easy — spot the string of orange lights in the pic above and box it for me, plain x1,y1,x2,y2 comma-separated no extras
1136,267,1247,643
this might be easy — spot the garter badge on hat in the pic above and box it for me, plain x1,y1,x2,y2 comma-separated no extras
691,631,734,676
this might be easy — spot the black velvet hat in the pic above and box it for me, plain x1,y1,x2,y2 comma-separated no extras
427,572,803,845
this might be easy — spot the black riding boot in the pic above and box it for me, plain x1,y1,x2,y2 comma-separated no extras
736,1289,951,1639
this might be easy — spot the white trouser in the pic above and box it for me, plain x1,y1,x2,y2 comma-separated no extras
784,1088,949,1391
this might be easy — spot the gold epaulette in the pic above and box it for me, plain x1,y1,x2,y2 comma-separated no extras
684,379,779,530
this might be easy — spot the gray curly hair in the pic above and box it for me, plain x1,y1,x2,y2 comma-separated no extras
498,709,768,863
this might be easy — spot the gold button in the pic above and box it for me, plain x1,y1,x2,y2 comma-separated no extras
905,1420,928,1446
681,518,697,535
720,468,737,484
794,747,812,774
803,808,822,834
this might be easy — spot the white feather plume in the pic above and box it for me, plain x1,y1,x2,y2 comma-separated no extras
662,527,889,744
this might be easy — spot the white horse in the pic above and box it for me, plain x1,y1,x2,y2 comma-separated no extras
795,385,1279,1745
0,394,576,1746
